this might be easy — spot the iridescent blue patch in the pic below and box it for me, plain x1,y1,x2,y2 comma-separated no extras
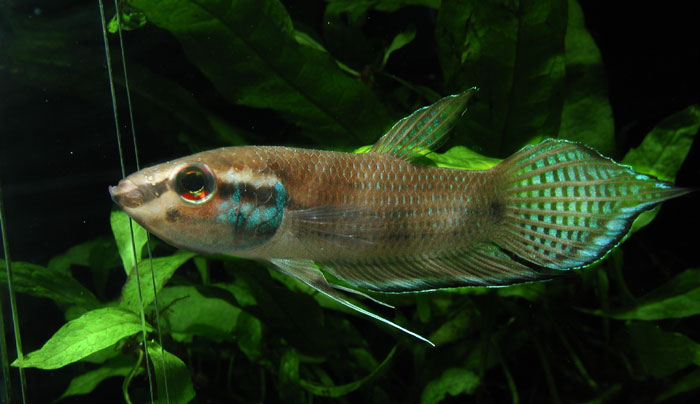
217,180,287,250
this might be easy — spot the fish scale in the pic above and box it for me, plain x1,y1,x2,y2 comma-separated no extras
261,147,498,259
110,89,691,343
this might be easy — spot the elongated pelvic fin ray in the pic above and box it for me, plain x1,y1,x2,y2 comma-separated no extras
371,88,478,161
269,258,434,345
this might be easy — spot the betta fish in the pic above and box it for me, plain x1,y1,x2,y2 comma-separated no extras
109,88,689,344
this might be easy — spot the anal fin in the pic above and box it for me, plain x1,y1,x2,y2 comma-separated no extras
319,243,559,293
269,258,433,346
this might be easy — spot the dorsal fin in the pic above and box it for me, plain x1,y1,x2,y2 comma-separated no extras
370,88,478,161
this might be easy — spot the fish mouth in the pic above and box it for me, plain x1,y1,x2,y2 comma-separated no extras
109,179,145,209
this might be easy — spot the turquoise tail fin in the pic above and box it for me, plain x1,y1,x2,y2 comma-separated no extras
495,139,691,270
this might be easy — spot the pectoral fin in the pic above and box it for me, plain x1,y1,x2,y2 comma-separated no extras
269,258,433,346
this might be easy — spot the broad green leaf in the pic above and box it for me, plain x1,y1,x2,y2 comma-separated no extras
57,356,133,401
147,341,196,404
600,269,700,320
0,260,99,309
299,346,397,397
428,310,474,346
119,250,196,312
381,28,417,69
13,308,150,370
354,144,502,170
558,0,614,155
110,210,148,275
158,285,262,360
623,104,699,182
127,0,393,146
46,237,119,273
436,0,568,156
623,104,699,233
628,322,700,379
421,367,480,404
427,145,502,170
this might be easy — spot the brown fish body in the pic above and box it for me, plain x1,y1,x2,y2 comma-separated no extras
231,146,500,263
110,90,689,342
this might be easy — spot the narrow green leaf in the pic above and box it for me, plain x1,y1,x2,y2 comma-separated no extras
381,28,416,69
12,308,150,370
299,346,397,397
0,260,99,309
421,367,480,404
602,269,700,320
57,356,133,401
127,0,393,146
110,210,148,275
436,0,568,156
147,341,196,404
119,250,196,312
628,322,700,378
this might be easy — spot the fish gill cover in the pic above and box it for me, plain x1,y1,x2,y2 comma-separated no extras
0,0,699,403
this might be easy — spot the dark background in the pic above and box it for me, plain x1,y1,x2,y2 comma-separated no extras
1,0,699,402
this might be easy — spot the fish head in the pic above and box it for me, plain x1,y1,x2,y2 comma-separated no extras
109,147,287,255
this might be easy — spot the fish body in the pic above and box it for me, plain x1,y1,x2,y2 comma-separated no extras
110,89,689,342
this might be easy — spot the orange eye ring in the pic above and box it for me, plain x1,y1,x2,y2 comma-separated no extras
174,164,216,204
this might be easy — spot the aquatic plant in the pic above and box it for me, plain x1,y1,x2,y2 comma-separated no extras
1,0,699,403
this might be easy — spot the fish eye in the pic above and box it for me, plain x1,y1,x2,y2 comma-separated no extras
174,165,216,204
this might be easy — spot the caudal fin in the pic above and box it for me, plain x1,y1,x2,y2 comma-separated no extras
494,139,690,270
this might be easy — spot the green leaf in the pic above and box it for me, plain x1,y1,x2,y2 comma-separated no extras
436,0,568,156
119,250,196,312
655,368,700,403
558,0,614,155
326,0,441,23
601,268,700,320
13,308,150,370
57,356,133,401
107,6,147,33
0,260,99,309
497,282,547,302
158,285,262,360
623,104,699,233
110,210,148,275
628,322,700,379
127,0,393,146
299,346,397,397
623,104,699,182
147,341,196,404
426,145,502,170
421,367,480,404
381,28,417,69
428,310,474,346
